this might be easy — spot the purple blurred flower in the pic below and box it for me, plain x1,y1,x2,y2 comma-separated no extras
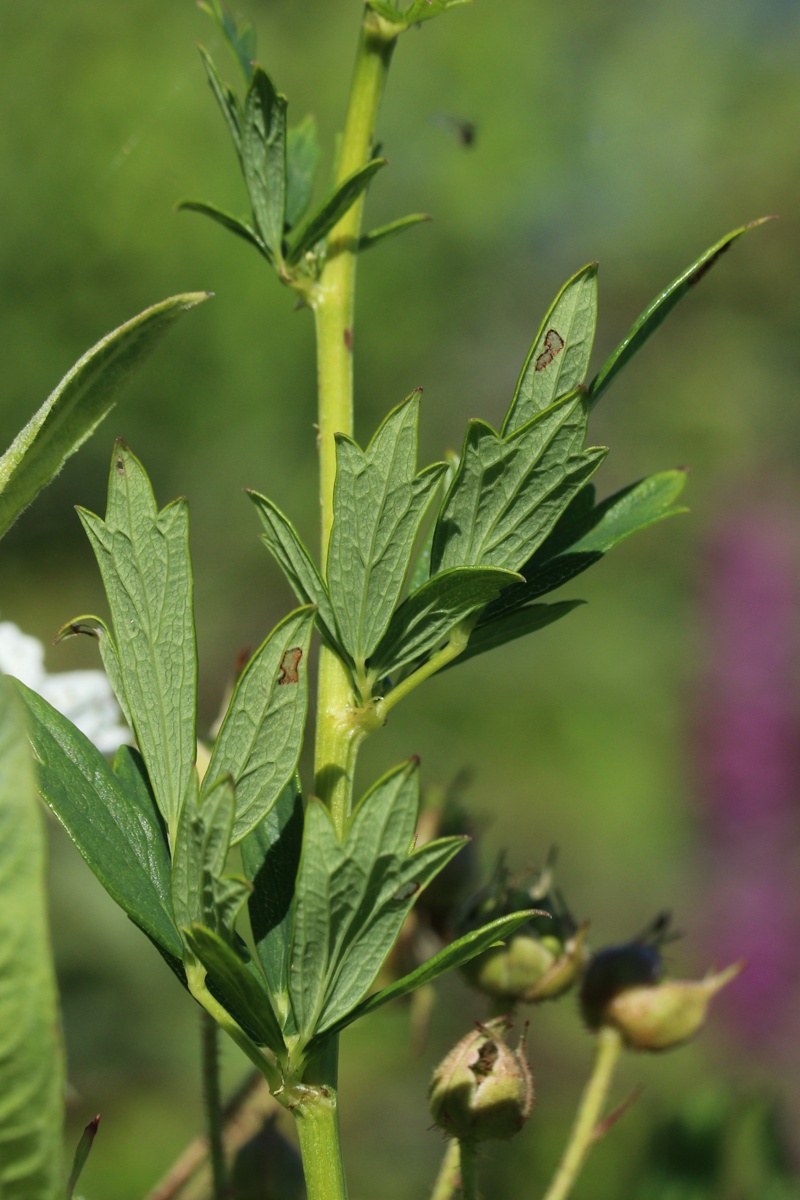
695,506,800,1044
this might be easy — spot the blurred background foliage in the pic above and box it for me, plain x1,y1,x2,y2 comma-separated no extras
2,0,799,1196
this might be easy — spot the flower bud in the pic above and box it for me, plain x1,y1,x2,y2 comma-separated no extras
460,853,587,1003
428,1018,533,1142
580,914,744,1051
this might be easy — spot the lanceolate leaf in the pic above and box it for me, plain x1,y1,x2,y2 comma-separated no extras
485,469,689,620
286,115,322,229
198,0,256,83
442,600,584,668
328,394,446,669
0,293,208,539
177,200,271,261
358,212,432,254
198,45,243,158
287,158,388,265
172,774,237,939
202,606,315,844
78,444,197,843
502,263,598,435
310,911,537,1045
369,566,521,680
241,777,303,1031
431,390,605,576
247,491,343,655
243,66,287,260
589,218,772,407
184,924,285,1055
290,760,465,1040
0,676,64,1200
17,682,182,960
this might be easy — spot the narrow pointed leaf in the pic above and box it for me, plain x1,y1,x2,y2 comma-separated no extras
66,1115,100,1200
311,911,538,1044
487,469,689,619
16,682,182,958
287,158,388,265
432,390,606,576
290,760,466,1039
172,775,234,938
502,262,598,434
247,491,344,656
184,923,285,1055
589,218,772,407
286,115,322,229
241,778,303,1029
78,444,197,840
0,675,64,1200
178,200,271,261
198,1,255,82
243,66,287,259
203,607,314,844
328,395,446,668
441,600,584,668
198,45,243,157
369,566,521,679
359,212,432,254
0,294,208,539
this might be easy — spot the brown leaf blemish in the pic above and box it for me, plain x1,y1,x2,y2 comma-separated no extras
278,646,303,685
535,328,565,372
687,243,731,287
343,327,353,352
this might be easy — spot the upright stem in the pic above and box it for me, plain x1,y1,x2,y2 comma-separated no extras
312,11,396,834
541,1028,623,1200
297,14,399,1200
430,1140,461,1200
458,1141,479,1200
200,1012,227,1200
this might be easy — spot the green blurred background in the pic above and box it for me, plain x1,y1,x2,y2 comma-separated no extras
2,0,799,1195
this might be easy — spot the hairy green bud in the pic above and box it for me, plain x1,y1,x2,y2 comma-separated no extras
428,1018,533,1142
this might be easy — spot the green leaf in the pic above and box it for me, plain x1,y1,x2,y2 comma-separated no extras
367,0,472,28
172,774,239,939
589,218,772,407
247,490,344,656
290,760,465,1040
184,923,285,1056
242,66,287,260
0,676,64,1200
203,607,315,844
240,777,303,1031
443,600,584,668
286,158,388,266
17,682,182,959
198,45,243,158
177,200,271,261
66,1115,100,1200
486,469,689,619
310,911,537,1045
198,0,256,82
502,262,598,434
286,115,322,229
328,395,446,671
369,566,521,679
0,294,209,540
431,390,606,576
358,212,432,254
78,444,197,842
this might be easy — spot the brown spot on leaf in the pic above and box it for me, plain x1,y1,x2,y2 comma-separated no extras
115,455,125,475
343,327,353,352
278,646,303,685
534,328,565,372
687,242,731,287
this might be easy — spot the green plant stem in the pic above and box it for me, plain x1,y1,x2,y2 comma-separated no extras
293,1041,348,1200
458,1140,479,1200
311,10,397,833
200,1011,226,1200
430,1140,461,1200
541,1027,623,1200
375,617,476,720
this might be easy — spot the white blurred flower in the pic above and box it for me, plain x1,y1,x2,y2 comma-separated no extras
0,620,130,756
